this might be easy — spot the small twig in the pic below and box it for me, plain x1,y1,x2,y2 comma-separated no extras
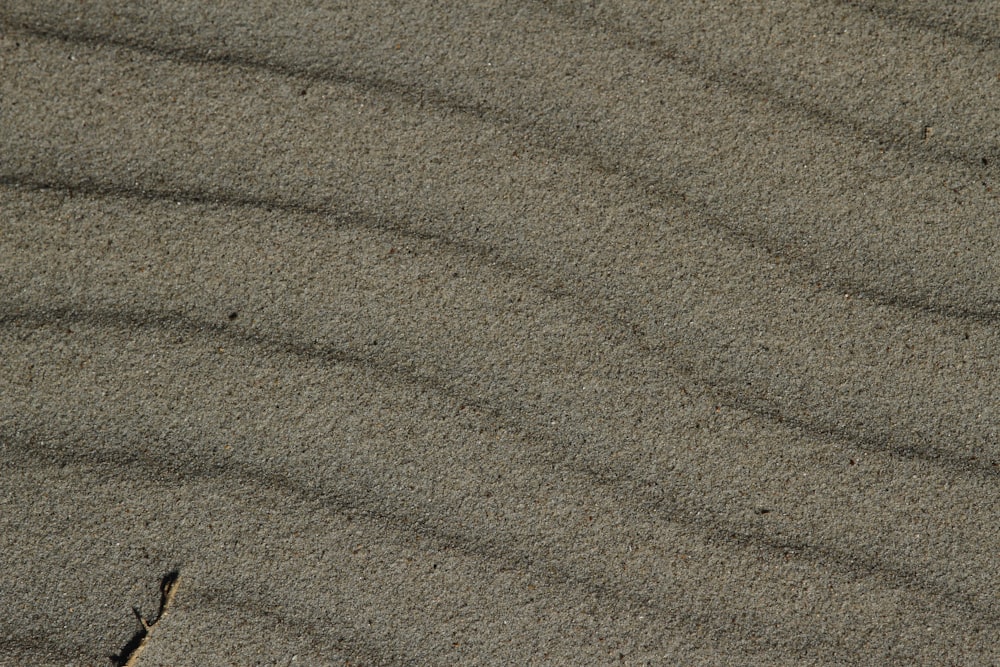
131,607,152,632
111,571,181,667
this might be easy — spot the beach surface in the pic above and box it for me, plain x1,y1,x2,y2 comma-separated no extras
2,2,999,664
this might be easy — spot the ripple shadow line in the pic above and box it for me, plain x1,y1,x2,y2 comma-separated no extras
0,171,572,304
191,583,436,667
536,0,1000,170
3,172,998,480
1,421,845,663
4,18,999,323
824,0,1000,50
1,305,996,630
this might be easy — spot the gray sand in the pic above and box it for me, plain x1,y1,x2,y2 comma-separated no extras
2,2,999,665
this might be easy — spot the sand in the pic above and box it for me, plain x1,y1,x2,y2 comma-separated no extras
1,1,999,664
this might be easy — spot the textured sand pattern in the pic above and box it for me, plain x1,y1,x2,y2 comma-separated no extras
1,2,999,664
